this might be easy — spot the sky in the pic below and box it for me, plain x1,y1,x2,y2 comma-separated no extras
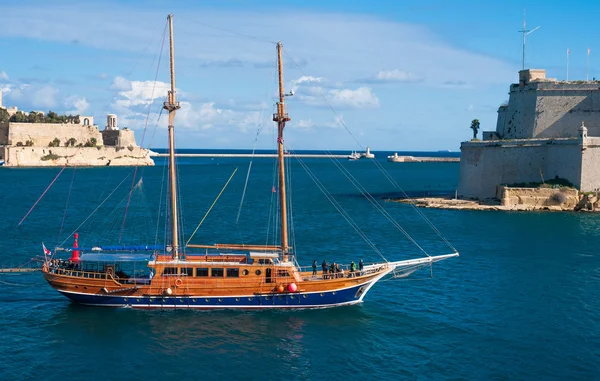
0,0,597,151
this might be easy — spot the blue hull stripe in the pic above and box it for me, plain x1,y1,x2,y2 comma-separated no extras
58,282,372,309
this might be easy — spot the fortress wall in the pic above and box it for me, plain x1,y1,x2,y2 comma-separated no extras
0,122,8,145
500,83,600,139
4,146,154,167
499,85,538,139
8,123,103,147
102,129,138,147
458,139,582,199
580,138,600,191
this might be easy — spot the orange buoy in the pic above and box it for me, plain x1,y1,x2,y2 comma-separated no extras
277,285,285,293
175,278,183,287
287,283,297,292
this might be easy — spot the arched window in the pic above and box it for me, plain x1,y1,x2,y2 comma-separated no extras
83,118,90,126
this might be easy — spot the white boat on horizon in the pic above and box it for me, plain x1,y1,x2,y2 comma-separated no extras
348,151,360,160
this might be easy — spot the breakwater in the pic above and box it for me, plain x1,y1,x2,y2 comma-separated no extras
153,153,459,161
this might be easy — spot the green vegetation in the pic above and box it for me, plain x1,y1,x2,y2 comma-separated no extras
506,177,574,189
470,118,480,140
65,137,77,147
8,110,80,124
83,137,97,147
41,152,61,161
0,108,9,123
25,140,34,147
48,138,61,147
15,141,23,146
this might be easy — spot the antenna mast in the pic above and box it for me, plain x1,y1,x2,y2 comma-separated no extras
273,42,292,261
518,9,540,70
164,14,181,260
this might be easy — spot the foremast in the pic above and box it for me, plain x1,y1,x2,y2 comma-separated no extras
163,14,182,260
273,42,291,262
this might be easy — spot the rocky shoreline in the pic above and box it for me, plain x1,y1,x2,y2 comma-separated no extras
393,192,600,212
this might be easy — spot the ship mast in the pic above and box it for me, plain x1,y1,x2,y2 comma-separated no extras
273,42,291,261
164,14,181,260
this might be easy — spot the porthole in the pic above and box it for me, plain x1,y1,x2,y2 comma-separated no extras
320,293,324,297
192,299,196,302
248,297,253,301
332,291,336,295
290,295,295,299
136,299,140,302
255,269,262,276
236,298,240,301
179,299,184,303
124,298,128,302
303,295,307,298
75,285,79,289
84,286,87,289
218,298,222,302
242,269,249,276
205,298,209,302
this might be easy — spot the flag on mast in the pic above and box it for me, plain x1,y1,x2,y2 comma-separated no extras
42,243,51,258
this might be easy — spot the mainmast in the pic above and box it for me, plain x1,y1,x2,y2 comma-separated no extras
273,41,291,261
163,14,181,260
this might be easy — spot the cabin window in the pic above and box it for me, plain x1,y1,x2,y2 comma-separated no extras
181,268,193,277
277,270,290,277
162,267,178,275
226,268,239,278
211,268,224,277
258,259,273,265
196,268,209,277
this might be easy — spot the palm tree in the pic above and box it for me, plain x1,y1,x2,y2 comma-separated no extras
470,119,480,140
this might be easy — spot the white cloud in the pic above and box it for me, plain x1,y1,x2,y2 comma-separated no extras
294,80,379,109
295,119,315,129
0,71,8,81
466,104,475,112
65,96,90,115
111,76,170,109
364,69,424,83
6,84,58,109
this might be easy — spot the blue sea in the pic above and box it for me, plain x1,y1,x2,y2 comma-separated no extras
1,150,599,380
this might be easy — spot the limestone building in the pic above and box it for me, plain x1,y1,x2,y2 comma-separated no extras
458,69,600,199
0,98,152,166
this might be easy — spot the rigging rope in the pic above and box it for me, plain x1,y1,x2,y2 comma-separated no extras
57,169,135,250
56,168,77,246
236,64,275,224
17,167,66,227
290,150,388,262
178,15,278,44
119,20,168,243
186,167,239,246
282,48,457,254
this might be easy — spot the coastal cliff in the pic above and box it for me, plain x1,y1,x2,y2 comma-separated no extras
1,146,153,167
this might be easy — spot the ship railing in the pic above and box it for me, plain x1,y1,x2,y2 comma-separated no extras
297,263,383,281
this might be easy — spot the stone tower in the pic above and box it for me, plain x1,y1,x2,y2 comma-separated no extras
106,114,118,130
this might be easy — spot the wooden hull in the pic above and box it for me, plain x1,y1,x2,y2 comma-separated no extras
42,267,391,309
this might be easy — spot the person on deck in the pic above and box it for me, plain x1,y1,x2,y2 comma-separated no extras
350,261,356,277
359,259,364,274
322,260,328,278
312,260,317,276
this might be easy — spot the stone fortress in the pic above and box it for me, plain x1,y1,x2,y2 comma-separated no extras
0,92,153,166
458,69,600,199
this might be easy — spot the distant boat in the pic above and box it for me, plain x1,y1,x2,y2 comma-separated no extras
0,160,4,166
348,151,360,161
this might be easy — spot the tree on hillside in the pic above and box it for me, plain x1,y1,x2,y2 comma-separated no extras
9,111,28,123
28,111,44,123
470,119,480,140
0,108,9,123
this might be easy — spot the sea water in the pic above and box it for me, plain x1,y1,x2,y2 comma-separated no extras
0,151,598,380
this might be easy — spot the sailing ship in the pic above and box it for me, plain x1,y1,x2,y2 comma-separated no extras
41,15,458,309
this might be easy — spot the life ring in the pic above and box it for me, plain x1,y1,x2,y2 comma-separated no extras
175,278,183,287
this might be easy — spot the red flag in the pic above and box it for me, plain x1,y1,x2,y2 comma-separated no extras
42,243,51,256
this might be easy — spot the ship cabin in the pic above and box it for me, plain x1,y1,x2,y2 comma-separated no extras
149,252,303,285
